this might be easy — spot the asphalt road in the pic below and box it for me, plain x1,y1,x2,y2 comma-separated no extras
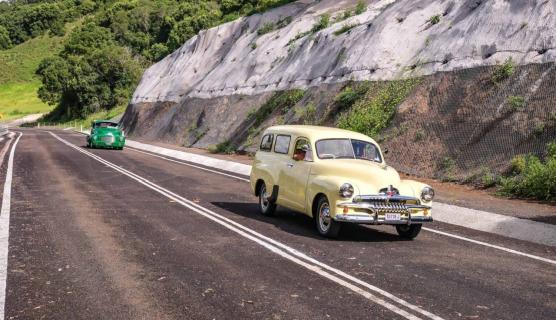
1,129,555,320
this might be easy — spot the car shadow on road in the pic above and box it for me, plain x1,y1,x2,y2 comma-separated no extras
211,201,406,243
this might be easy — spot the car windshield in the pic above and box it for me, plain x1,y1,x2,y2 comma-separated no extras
316,139,382,163
95,122,118,128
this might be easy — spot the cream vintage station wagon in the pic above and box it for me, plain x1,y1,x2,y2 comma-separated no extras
250,125,434,239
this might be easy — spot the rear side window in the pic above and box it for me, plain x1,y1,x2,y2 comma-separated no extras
274,135,291,154
260,134,274,151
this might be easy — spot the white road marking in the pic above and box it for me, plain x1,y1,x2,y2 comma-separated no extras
432,202,556,247
126,139,251,176
127,148,250,182
51,132,444,320
423,227,556,265
0,132,22,320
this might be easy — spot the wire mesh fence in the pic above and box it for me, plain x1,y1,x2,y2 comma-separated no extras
382,62,556,181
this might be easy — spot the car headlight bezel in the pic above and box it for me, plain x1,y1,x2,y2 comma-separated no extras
339,183,354,198
421,186,435,202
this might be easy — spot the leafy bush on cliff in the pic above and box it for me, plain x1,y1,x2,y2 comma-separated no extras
491,58,515,84
337,79,419,138
249,89,305,127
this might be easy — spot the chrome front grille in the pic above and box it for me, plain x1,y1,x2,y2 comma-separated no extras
368,201,408,213
102,136,115,144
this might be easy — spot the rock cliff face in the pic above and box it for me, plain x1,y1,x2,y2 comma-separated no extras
122,0,556,180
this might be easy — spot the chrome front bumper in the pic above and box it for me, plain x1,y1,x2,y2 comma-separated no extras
334,213,433,224
335,194,432,225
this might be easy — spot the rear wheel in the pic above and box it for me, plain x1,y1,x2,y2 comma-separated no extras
258,182,276,216
395,224,422,239
315,196,341,238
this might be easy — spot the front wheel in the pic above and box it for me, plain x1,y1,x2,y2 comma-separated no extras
315,196,341,238
258,182,276,216
395,224,422,239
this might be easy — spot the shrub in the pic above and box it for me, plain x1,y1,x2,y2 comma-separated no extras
414,129,425,142
0,25,11,49
276,16,293,29
499,152,556,201
505,95,525,112
355,1,367,15
311,14,330,33
340,10,353,21
334,24,358,36
480,167,497,188
547,141,556,159
295,103,317,124
337,79,419,138
428,14,441,25
286,31,311,46
334,82,371,110
210,140,235,154
250,42,257,50
250,89,305,128
534,122,545,135
491,58,515,84
257,22,275,35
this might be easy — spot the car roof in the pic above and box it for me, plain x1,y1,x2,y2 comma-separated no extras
263,125,378,144
93,120,118,124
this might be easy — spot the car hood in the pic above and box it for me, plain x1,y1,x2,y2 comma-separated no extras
311,159,418,196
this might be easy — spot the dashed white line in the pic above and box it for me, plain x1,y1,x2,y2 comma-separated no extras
128,147,250,182
51,132,444,320
0,132,22,320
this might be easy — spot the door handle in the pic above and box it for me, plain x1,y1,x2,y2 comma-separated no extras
286,163,294,168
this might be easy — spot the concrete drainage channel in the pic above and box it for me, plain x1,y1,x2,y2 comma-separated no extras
74,130,556,252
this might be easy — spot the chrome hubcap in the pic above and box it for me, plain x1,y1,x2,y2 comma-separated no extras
319,202,331,232
260,186,269,211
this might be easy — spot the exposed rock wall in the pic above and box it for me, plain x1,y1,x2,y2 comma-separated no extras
127,0,556,103
121,0,556,180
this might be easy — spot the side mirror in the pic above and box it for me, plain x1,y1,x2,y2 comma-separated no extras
383,148,389,154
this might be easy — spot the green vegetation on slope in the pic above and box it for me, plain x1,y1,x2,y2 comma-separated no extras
336,79,420,139
0,31,67,120
0,81,52,121
498,142,556,201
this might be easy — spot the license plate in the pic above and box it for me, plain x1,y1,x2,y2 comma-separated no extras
385,213,401,221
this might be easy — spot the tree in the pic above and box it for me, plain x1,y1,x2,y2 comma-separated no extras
0,25,11,49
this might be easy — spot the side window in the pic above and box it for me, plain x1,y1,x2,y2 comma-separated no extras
293,138,313,162
259,134,274,151
274,135,291,154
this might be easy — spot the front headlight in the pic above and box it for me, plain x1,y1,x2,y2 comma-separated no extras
339,183,354,198
421,186,435,202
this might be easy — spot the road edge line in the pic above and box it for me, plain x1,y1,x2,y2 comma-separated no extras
0,132,22,320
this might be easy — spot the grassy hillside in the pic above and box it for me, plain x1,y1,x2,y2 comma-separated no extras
0,33,64,121
0,18,86,121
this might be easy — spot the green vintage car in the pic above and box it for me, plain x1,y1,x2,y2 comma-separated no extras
86,120,126,149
